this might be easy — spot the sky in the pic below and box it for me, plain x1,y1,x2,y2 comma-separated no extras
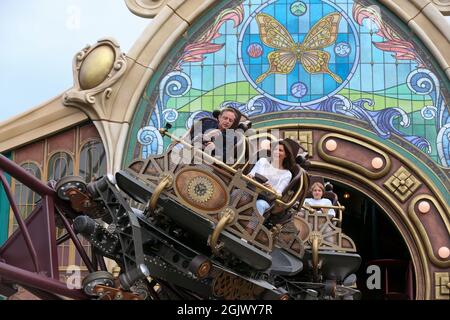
0,0,150,122
0,1,448,123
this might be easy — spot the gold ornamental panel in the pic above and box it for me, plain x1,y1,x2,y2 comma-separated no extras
435,272,450,300
284,130,313,155
64,38,127,108
187,176,214,203
296,210,357,253
317,133,391,179
385,166,422,203
408,194,450,268
174,167,229,213
79,45,115,90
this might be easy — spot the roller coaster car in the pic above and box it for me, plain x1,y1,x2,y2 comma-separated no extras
54,122,361,300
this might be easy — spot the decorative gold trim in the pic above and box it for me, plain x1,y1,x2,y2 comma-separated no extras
187,176,214,204
317,133,392,179
47,149,76,159
431,0,450,14
124,0,169,18
299,209,357,253
435,272,450,300
309,231,322,280
284,130,314,156
63,38,127,119
209,208,235,254
173,167,229,215
408,194,450,268
384,166,422,203
149,175,172,213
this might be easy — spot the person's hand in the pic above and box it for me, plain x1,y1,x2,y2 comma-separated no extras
263,182,274,190
203,129,221,141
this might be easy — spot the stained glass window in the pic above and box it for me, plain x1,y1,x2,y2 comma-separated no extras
11,162,41,232
48,152,74,181
79,140,106,182
127,0,450,168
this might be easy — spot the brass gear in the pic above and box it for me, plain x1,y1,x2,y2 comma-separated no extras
187,176,214,203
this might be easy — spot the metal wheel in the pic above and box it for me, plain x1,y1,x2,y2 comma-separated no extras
188,255,211,279
82,271,115,296
55,176,87,201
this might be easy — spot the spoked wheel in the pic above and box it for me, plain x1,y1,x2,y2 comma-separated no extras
82,271,115,296
55,176,87,201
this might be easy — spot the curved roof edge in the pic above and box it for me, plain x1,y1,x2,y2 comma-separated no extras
0,94,87,153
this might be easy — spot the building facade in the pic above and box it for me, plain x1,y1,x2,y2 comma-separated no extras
0,0,449,299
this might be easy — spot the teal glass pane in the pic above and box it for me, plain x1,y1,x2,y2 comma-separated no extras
0,152,12,245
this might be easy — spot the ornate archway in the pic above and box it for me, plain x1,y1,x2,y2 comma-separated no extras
251,114,449,299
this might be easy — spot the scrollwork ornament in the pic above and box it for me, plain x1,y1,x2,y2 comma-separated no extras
63,38,128,112
125,0,170,18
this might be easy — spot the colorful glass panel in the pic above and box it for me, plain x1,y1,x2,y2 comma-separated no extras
127,0,450,168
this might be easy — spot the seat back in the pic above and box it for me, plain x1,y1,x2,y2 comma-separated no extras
309,175,325,185
323,191,338,205
324,183,339,205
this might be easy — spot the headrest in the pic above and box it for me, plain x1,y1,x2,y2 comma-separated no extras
237,120,252,132
309,176,325,185
323,191,338,203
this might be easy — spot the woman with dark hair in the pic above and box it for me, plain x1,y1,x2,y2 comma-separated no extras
248,139,297,215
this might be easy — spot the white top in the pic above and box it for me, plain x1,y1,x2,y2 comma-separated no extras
249,158,292,194
303,198,336,217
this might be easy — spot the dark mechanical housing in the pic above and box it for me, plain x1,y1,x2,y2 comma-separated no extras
0,117,360,300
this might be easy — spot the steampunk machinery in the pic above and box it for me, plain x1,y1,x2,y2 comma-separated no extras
0,121,360,300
